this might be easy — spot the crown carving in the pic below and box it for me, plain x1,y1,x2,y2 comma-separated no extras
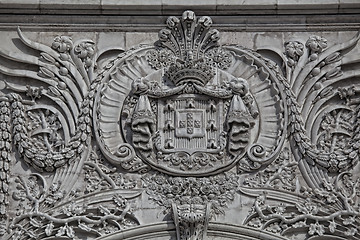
158,10,220,86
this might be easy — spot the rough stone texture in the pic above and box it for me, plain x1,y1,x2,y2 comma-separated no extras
0,3,359,240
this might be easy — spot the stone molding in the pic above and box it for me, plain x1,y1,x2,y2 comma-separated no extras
1,0,360,15
0,1,359,31
0,15,359,32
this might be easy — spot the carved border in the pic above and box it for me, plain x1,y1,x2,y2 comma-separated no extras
97,222,289,240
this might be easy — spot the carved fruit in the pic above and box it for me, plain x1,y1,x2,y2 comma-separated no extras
59,67,68,76
58,82,67,90
309,53,318,61
312,67,321,76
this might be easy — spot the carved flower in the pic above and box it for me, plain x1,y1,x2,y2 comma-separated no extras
326,193,337,203
306,35,327,54
170,177,183,186
63,202,86,216
181,156,194,169
52,36,73,53
308,222,325,236
343,216,355,225
266,223,282,233
153,175,166,185
248,217,262,228
74,41,95,67
205,48,233,69
284,41,304,67
75,42,94,59
345,227,358,236
274,203,286,214
171,185,182,195
200,185,211,195
296,198,318,215
338,86,355,101
192,196,203,204
328,221,336,233
26,86,43,100
162,184,172,195
181,196,191,205
45,181,65,206
146,49,174,70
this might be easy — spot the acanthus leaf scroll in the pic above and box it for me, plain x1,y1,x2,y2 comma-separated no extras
0,10,359,240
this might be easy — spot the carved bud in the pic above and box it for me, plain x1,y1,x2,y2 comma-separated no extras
198,16,212,28
52,36,73,53
182,10,195,21
74,41,95,61
166,16,180,29
284,41,304,67
306,35,327,61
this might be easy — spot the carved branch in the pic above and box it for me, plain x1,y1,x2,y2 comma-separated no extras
15,174,51,215
11,211,127,228
254,197,360,224
84,162,116,189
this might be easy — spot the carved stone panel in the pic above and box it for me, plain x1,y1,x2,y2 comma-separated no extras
0,9,359,240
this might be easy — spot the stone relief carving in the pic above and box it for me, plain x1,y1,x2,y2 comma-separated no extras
0,10,359,240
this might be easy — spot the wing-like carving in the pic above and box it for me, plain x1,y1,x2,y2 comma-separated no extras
283,33,360,189
0,28,97,220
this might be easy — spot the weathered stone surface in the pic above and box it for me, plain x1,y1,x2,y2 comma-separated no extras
0,4,359,240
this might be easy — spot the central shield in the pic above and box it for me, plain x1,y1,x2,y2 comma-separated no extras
157,94,224,155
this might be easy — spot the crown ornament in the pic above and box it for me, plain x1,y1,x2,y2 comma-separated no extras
158,10,220,86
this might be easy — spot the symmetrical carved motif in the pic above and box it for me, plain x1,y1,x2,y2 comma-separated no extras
243,171,360,239
143,172,238,239
0,10,359,240
11,173,140,239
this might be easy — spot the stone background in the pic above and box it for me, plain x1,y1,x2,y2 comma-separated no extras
0,1,359,240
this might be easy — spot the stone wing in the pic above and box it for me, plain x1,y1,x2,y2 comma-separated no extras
285,32,360,189
0,28,97,217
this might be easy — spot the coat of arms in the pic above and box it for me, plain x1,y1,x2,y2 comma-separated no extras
116,11,259,176
93,13,287,237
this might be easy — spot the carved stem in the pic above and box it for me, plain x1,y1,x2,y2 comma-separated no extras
18,176,41,213
350,178,360,201
254,199,360,224
39,111,52,152
11,211,126,228
265,160,296,187
334,172,355,211
84,162,116,188
329,111,342,153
